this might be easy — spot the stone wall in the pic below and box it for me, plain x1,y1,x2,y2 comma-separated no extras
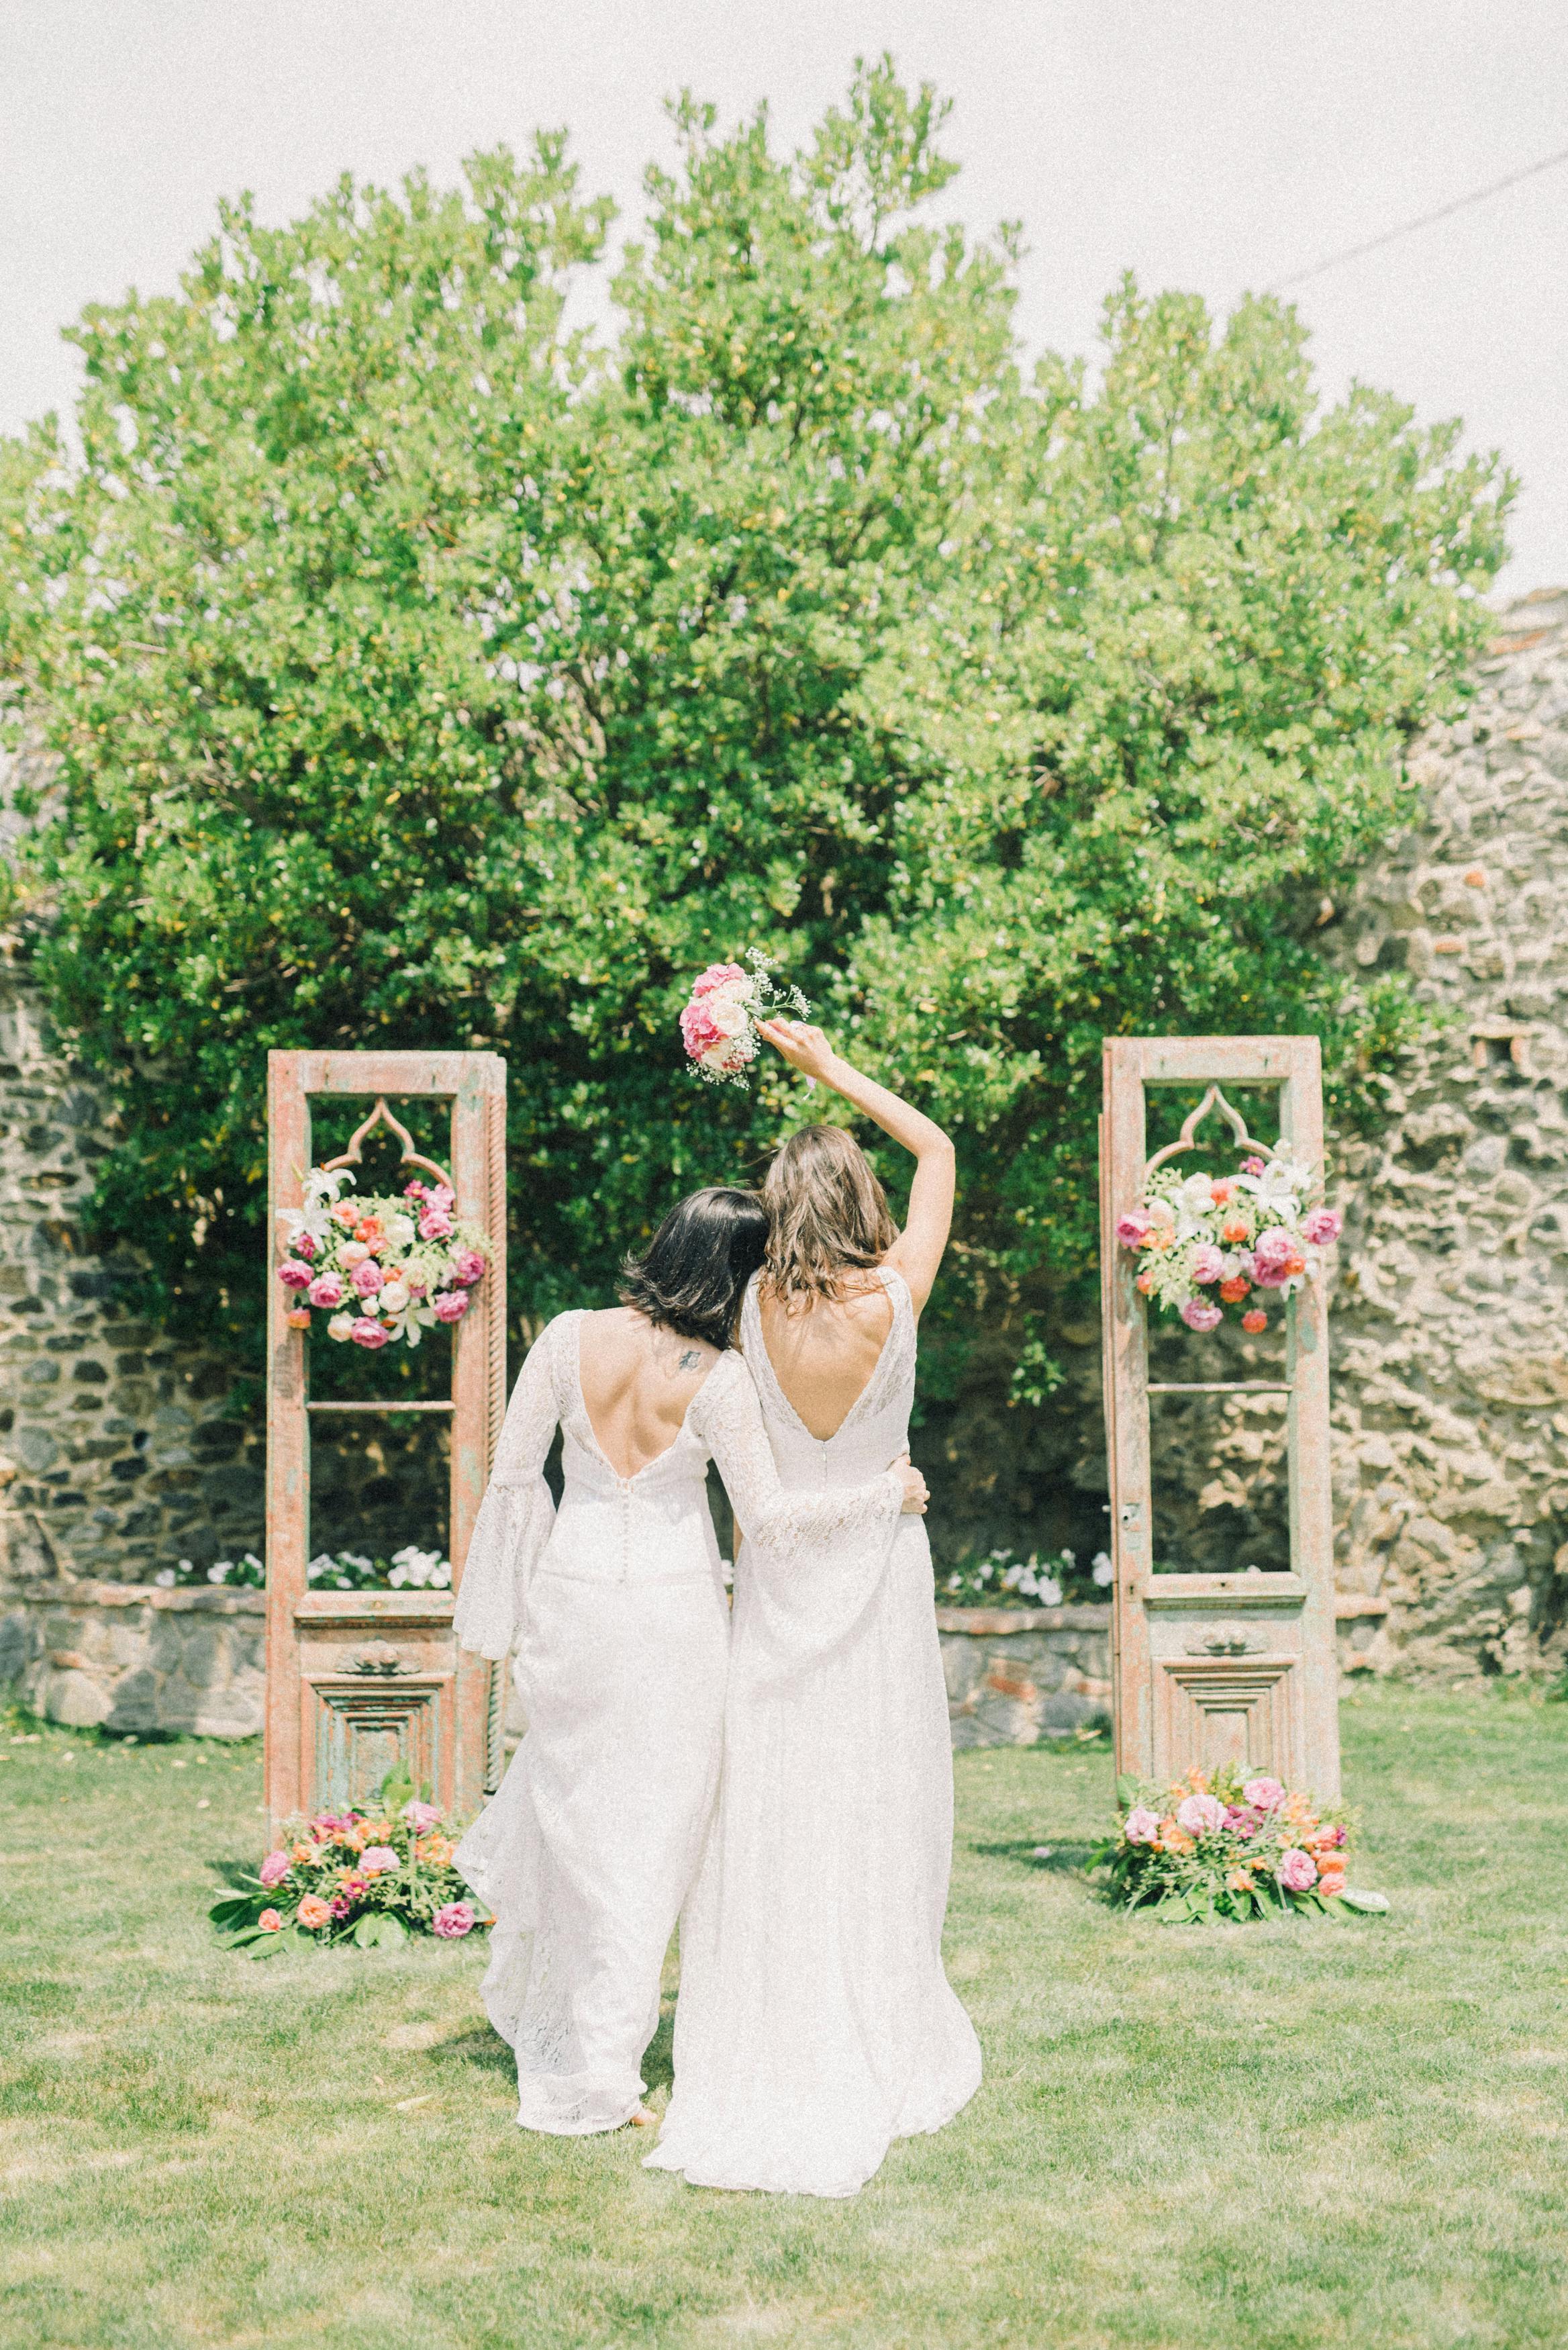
0,1579,264,1737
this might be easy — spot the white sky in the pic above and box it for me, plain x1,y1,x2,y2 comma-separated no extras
2,0,1565,592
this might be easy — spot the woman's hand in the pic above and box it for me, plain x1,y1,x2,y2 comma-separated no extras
758,1019,839,1086
895,1457,929,1517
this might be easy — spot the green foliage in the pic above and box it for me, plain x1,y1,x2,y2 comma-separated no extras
0,60,1512,1384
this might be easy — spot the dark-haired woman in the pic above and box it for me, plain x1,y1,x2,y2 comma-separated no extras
453,1186,928,2138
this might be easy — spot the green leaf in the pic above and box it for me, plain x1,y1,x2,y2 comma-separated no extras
1340,1888,1390,1914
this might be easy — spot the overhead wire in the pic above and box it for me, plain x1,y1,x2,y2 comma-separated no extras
1268,139,1568,292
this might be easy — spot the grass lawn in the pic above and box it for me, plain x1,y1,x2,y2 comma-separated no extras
2,1683,1565,2350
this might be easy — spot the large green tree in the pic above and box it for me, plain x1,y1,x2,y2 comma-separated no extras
0,63,1512,1546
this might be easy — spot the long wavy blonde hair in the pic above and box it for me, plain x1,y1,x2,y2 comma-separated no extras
761,1124,899,1305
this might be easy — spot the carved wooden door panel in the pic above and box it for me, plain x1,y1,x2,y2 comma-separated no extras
1099,1037,1341,1796
264,1051,507,1828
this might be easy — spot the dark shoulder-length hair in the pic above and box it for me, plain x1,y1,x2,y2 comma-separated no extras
618,1186,768,1352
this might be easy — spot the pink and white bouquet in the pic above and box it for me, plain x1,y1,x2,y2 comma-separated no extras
1115,1152,1341,1337
275,1167,492,1350
1097,1761,1381,1924
210,1763,489,1956
679,950,812,1087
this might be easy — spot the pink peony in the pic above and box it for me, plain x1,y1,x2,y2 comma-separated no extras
295,1232,318,1262
1242,1776,1286,1812
432,1289,469,1323
691,961,748,999
350,1258,384,1297
350,1317,391,1350
306,1272,344,1311
358,1846,399,1877
259,1850,291,1889
1124,1805,1162,1845
1179,1299,1223,1332
403,1799,442,1833
452,1248,486,1287
1302,1207,1342,1246
419,1207,454,1241
1176,1791,1226,1836
258,1909,283,1932
1275,1848,1317,1893
1253,1227,1293,1268
432,1901,475,1938
1115,1210,1152,1250
1191,1244,1224,1285
680,1000,725,1058
277,1259,312,1290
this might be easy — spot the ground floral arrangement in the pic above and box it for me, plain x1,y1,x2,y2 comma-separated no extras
275,1166,491,1349
156,1546,450,1593
940,1546,1114,1609
1116,1152,1342,1334
679,950,811,1086
211,1765,484,1955
1097,1762,1386,1924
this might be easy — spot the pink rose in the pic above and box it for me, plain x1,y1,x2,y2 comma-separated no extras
277,1260,312,1290
258,1850,291,1889
691,961,748,999
306,1272,344,1311
1253,1226,1293,1264
359,1846,399,1876
433,1901,475,1938
1242,1777,1285,1812
350,1317,390,1350
350,1259,385,1298
1303,1207,1342,1246
403,1799,442,1833
295,1232,318,1263
419,1207,454,1241
1176,1791,1226,1836
258,1909,283,1932
1191,1244,1224,1285
1124,1804,1161,1845
1114,1211,1151,1250
452,1248,486,1288
680,1000,725,1058
1179,1299,1222,1332
432,1289,469,1324
1275,1848,1317,1893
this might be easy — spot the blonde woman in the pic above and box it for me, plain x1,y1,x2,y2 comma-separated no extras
646,1029,981,2198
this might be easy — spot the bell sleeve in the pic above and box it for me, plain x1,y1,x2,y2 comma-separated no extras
452,1315,565,1661
688,1351,907,1679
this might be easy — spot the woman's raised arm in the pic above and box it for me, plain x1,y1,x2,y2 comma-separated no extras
758,1021,956,1313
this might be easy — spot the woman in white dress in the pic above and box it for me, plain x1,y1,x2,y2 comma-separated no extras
452,1185,928,2138
646,1033,982,2198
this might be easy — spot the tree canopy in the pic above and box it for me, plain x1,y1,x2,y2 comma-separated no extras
0,60,1512,1435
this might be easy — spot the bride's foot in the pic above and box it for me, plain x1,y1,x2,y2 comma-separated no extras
628,2104,659,2128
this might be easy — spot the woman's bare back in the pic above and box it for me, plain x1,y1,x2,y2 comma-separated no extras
756,1279,894,1442
576,1308,720,1480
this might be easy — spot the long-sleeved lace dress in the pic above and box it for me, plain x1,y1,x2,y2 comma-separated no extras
451,1309,907,2136
644,1265,982,2196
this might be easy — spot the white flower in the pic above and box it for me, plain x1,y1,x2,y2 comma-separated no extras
1091,1550,1114,1585
385,1214,416,1249
1146,1196,1177,1228
327,1312,355,1342
1181,1172,1215,1207
704,991,751,1039
1037,1577,1063,1607
379,1281,411,1315
154,1568,177,1587
208,1562,230,1583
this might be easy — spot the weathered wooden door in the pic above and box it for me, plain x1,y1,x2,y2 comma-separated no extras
1099,1037,1340,1796
264,1051,507,1828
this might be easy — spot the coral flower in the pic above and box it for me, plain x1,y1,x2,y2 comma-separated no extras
331,1201,360,1228
1219,1276,1251,1303
1241,1309,1267,1334
296,1893,334,1930
1226,1869,1255,1893
1163,1826,1195,1856
285,1307,311,1329
1209,1180,1236,1205
258,1909,284,1932
1220,1217,1251,1245
1136,1270,1156,1295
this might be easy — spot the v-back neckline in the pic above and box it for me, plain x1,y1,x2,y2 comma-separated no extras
745,1267,904,1447
571,1312,712,1486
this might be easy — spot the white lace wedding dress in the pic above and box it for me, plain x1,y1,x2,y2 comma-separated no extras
644,1266,982,2196
452,1310,906,2136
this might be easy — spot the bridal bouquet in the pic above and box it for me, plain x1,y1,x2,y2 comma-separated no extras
1115,1153,1341,1335
275,1167,492,1349
1097,1762,1381,1924
211,1766,486,1956
679,951,812,1087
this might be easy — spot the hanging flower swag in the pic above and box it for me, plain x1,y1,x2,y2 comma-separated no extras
275,1165,493,1350
1114,1091,1341,1337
